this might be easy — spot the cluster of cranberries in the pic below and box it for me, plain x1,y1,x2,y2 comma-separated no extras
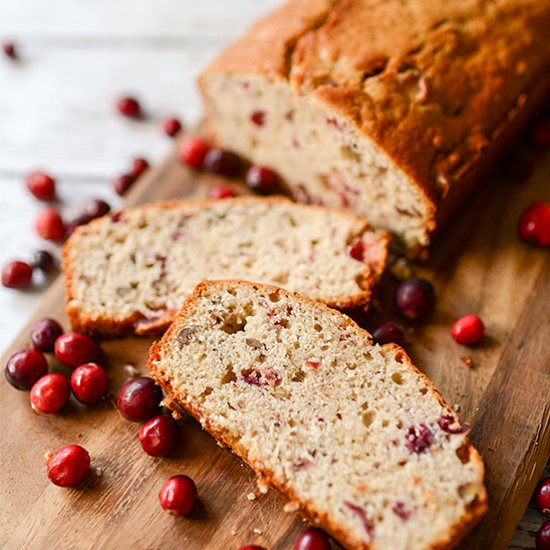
115,375,197,515
113,95,182,195
4,319,109,487
370,276,486,350
5,318,108,414
113,157,150,196
238,527,331,550
1,171,113,290
533,477,550,550
178,136,281,200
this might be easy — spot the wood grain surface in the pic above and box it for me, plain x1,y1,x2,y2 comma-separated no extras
0,137,549,549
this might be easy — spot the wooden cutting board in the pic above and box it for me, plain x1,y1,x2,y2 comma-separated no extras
1,139,549,550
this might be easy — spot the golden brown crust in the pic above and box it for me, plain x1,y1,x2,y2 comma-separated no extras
148,279,487,550
199,0,550,253
62,196,388,338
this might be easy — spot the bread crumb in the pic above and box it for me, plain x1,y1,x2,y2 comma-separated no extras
460,356,475,368
283,501,300,513
43,450,53,465
253,528,262,535
247,492,256,501
257,476,269,494
123,364,140,378
94,467,103,477
230,529,237,536
453,403,461,412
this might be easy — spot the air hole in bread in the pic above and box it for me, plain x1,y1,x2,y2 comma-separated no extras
419,387,428,395
292,369,306,383
314,323,323,332
277,318,290,329
219,302,253,333
391,372,404,385
268,292,281,303
362,411,375,428
456,444,471,464
395,352,405,364
221,364,237,385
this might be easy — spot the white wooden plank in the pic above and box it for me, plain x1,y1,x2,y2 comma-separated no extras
0,45,218,176
0,0,281,40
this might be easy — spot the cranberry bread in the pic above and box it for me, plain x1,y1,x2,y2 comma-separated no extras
63,197,387,337
199,0,550,254
149,280,487,550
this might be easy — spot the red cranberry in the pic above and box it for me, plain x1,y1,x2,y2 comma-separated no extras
179,137,211,168
396,277,436,320
113,173,136,196
82,199,111,220
162,117,182,137
35,207,65,242
293,527,331,550
117,377,162,422
518,203,550,247
372,321,405,347
31,318,64,352
207,185,237,200
239,547,266,550
405,423,433,454
451,314,485,346
116,96,141,118
30,373,70,414
3,41,17,59
537,521,550,550
33,250,56,272
246,165,279,195
530,119,550,149
25,171,56,201
71,363,109,404
250,110,266,126
2,260,33,289
139,415,179,456
159,475,197,516
54,332,101,367
349,239,365,262
46,445,90,487
4,349,48,390
65,214,91,239
203,148,244,177
132,158,149,177
535,478,550,517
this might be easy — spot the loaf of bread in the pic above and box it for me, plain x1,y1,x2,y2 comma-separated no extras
63,197,387,337
199,0,550,254
149,280,487,550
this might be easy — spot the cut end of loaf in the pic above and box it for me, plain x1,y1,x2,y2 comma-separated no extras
149,280,487,550
200,73,436,253
62,197,388,337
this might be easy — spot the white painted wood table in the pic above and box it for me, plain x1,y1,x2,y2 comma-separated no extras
0,1,547,548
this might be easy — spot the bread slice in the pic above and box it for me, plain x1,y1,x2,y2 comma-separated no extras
63,197,387,337
149,280,487,550
199,0,550,254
